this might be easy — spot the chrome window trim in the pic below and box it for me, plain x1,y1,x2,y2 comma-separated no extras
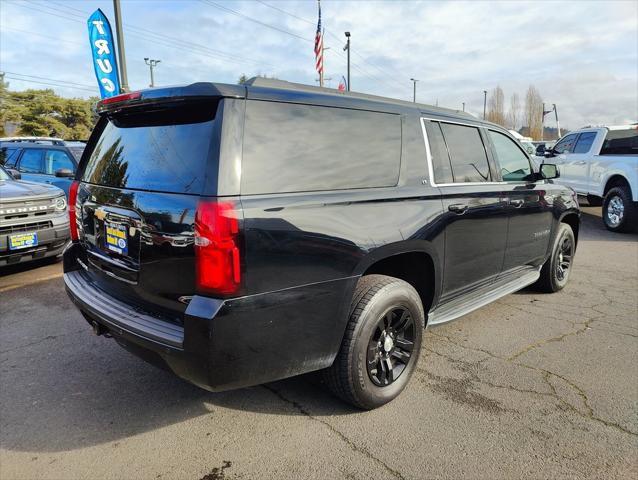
420,117,538,187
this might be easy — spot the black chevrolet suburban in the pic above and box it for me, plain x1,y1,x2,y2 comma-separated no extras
63,78,580,409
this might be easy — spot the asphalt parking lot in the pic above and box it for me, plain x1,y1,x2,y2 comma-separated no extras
1,206,636,480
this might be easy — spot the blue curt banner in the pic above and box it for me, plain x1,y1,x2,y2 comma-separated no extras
87,9,120,98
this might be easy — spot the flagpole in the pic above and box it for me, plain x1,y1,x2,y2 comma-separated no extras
320,27,325,88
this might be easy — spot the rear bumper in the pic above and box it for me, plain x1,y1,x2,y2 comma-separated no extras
63,258,356,392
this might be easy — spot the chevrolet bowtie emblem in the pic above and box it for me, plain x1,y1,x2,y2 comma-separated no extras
94,208,107,221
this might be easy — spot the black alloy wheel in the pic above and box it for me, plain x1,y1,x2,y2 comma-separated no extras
367,306,415,387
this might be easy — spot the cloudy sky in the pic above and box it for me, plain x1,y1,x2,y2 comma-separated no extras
1,0,636,129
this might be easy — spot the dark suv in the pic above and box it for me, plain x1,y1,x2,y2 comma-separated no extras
63,78,579,409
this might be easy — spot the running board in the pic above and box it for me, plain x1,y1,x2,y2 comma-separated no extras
427,268,540,327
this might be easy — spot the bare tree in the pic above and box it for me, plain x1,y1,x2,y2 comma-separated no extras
506,93,520,131
524,85,543,140
486,86,506,126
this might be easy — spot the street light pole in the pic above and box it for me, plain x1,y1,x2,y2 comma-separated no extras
112,0,129,92
483,90,487,120
410,78,418,103
553,104,561,138
343,32,351,91
144,58,161,87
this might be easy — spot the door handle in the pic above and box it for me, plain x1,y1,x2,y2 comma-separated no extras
510,199,524,208
448,204,469,214
574,161,586,165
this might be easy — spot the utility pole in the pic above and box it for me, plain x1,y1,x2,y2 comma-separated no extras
144,58,160,87
112,0,129,92
343,32,351,91
462,102,465,112
483,90,487,120
553,103,561,138
410,78,418,103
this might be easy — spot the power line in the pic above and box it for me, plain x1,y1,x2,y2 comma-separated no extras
3,75,98,93
17,1,277,68
200,0,311,42
0,26,85,47
254,0,412,94
3,71,97,89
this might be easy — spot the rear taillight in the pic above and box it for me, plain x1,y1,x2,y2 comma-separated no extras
68,180,80,241
194,200,241,296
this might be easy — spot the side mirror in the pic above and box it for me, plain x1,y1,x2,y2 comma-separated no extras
55,168,75,178
7,168,21,180
539,163,559,180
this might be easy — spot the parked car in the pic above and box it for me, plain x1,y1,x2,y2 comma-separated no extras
63,79,579,409
0,142,78,197
545,125,637,232
0,165,70,266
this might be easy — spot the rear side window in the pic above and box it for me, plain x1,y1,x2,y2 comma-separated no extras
241,101,401,194
488,130,531,181
45,150,75,174
601,129,638,155
439,122,491,183
18,149,44,173
573,132,596,154
82,102,218,194
424,121,453,184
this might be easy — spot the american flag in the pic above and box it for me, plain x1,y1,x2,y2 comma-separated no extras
314,1,323,76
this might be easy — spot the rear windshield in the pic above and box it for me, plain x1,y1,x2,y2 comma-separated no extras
601,128,638,155
81,102,218,194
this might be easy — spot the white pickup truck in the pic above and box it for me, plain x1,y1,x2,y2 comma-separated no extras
545,125,637,232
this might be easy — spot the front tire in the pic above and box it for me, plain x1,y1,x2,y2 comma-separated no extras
323,275,424,410
603,186,637,233
535,223,575,293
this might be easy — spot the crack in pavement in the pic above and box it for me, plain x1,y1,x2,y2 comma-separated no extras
427,331,638,437
261,385,406,480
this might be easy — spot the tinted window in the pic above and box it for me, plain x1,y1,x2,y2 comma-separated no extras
488,131,532,181
553,133,577,154
242,102,401,194
19,149,44,173
601,129,638,155
0,147,19,166
439,123,491,182
82,103,217,194
573,132,596,154
424,121,453,184
45,150,75,174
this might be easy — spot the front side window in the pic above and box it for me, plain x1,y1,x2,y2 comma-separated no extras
45,150,76,174
553,133,578,154
488,131,532,181
439,122,491,182
18,149,44,173
573,132,596,154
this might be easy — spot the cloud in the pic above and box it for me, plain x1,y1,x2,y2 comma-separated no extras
1,0,636,128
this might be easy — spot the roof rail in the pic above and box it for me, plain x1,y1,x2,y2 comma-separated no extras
244,77,476,119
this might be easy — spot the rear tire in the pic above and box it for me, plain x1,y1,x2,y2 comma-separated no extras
603,186,637,233
535,223,575,293
322,275,424,410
